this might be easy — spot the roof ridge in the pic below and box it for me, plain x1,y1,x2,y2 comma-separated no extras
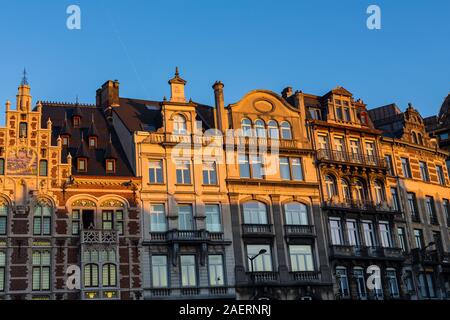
40,100,96,108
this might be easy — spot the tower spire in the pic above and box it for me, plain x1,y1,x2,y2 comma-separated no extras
21,68,29,86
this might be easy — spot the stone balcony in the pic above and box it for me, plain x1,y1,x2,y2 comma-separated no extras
81,230,118,245
317,149,387,170
329,245,404,261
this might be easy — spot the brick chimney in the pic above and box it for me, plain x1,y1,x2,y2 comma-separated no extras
213,81,228,131
97,80,120,108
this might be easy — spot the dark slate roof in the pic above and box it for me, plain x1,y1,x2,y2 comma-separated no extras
39,102,134,177
114,97,215,133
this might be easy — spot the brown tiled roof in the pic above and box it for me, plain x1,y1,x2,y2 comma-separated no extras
39,102,134,177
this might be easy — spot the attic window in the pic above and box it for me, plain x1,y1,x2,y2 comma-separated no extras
77,158,87,172
106,159,116,173
89,137,97,148
62,136,70,146
73,116,81,128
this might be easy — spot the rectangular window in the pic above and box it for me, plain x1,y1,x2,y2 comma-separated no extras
106,160,115,173
150,204,167,232
32,251,51,291
149,160,164,184
344,107,351,122
115,210,124,235
176,160,191,184
390,187,400,211
205,205,221,232
238,154,250,178
291,158,304,181
279,157,291,180
436,165,446,185
309,108,321,120
289,245,314,272
318,135,329,150
39,160,48,177
379,222,393,248
71,210,80,235
419,273,436,298
407,192,419,221
414,229,424,249
208,255,225,286
34,206,51,236
250,155,264,179
401,158,412,178
202,161,217,185
362,222,376,247
0,205,7,235
425,196,438,224
19,122,28,138
443,199,450,227
336,106,343,120
0,252,5,292
329,218,343,245
346,220,360,246
246,245,272,272
102,210,114,230
354,268,367,299
419,161,430,182
0,159,4,175
386,270,400,298
397,227,407,252
89,137,97,148
336,267,350,298
180,255,197,287
178,205,194,230
151,256,168,288
78,159,87,172
385,155,394,175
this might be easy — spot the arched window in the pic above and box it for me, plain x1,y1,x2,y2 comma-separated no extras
0,203,7,235
255,119,266,138
280,121,292,140
33,203,52,236
267,120,279,139
325,175,337,200
241,118,252,137
412,132,418,144
243,201,268,225
102,263,117,287
284,203,308,225
374,180,385,204
341,179,351,202
354,180,366,203
173,114,187,134
84,263,99,288
19,122,27,138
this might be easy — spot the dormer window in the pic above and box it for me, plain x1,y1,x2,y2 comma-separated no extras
19,122,27,138
106,159,116,173
173,114,187,135
73,116,81,128
77,158,87,172
89,137,97,149
62,135,70,147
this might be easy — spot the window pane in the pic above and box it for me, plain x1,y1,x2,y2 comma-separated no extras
180,255,197,287
150,204,167,232
152,256,168,288
284,203,308,225
291,158,304,181
247,245,272,272
290,245,314,271
208,255,224,286
279,157,291,180
178,205,194,230
205,205,221,232
243,202,267,224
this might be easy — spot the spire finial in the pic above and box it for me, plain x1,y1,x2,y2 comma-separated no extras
109,133,112,144
175,66,179,77
76,95,79,105
91,112,94,123
21,68,29,86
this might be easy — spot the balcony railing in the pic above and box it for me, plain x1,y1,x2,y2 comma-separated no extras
330,245,404,260
149,230,224,242
242,224,273,236
248,272,279,284
429,216,439,225
411,248,440,265
82,230,118,245
323,199,399,214
290,271,321,282
284,225,315,236
317,149,387,168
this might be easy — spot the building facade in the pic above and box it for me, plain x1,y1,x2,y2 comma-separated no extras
0,71,449,300
370,103,450,299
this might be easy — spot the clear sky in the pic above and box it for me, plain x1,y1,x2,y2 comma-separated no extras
0,0,449,124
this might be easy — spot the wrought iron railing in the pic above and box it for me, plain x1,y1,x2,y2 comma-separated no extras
317,149,387,168
323,199,399,213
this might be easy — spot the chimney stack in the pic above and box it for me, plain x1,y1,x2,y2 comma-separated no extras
97,80,120,108
282,87,293,99
213,81,228,132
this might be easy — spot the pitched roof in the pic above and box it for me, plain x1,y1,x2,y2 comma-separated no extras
114,97,215,133
39,102,134,177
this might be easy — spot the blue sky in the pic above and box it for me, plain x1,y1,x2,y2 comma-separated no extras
0,0,448,124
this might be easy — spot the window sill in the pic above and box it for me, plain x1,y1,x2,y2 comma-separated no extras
147,183,165,186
